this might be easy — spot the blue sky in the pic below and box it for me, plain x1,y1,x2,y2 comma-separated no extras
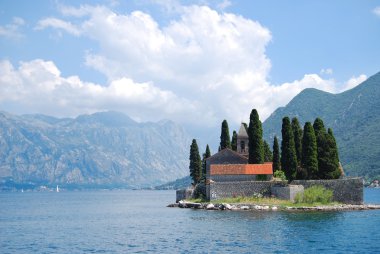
0,0,379,133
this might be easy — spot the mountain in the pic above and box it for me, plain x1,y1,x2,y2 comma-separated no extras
263,72,380,180
155,175,191,190
0,111,191,188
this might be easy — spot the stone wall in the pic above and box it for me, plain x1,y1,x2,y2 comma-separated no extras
176,188,193,202
208,181,287,200
207,178,363,204
292,178,363,205
271,185,304,202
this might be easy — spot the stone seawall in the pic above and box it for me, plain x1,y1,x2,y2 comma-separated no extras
207,177,363,204
292,178,363,205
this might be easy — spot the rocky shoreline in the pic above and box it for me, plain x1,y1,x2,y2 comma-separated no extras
168,201,380,212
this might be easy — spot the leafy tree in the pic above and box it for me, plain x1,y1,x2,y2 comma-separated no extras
189,139,202,184
301,122,318,179
263,140,273,162
231,130,237,151
201,144,211,180
272,136,281,172
317,129,341,179
219,120,231,150
248,109,264,164
281,117,297,181
292,117,303,165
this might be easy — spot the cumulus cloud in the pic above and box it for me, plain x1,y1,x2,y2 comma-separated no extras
340,74,367,92
0,17,25,39
7,3,367,127
0,59,202,123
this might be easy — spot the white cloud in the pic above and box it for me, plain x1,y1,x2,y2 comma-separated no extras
373,6,380,17
35,18,81,36
9,3,367,128
340,74,367,92
0,59,202,123
0,17,25,39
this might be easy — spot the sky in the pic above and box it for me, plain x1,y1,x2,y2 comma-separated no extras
0,0,379,139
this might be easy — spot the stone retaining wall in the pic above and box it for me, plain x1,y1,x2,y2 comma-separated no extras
292,178,363,205
206,177,363,204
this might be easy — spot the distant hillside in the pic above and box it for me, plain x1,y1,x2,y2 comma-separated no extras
0,111,191,188
263,72,380,180
155,175,192,190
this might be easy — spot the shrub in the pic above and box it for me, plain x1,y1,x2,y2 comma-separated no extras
294,185,333,204
273,170,287,181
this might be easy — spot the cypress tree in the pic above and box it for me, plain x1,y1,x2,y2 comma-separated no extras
272,136,281,172
313,117,326,138
248,109,264,164
263,140,273,162
281,117,297,181
201,144,211,181
301,122,318,179
291,117,303,165
328,128,341,179
231,131,237,151
317,128,340,179
189,139,202,184
219,120,231,150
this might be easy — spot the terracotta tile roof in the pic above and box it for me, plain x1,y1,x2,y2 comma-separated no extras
210,163,273,175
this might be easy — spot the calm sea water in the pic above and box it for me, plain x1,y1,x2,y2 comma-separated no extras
1,189,380,254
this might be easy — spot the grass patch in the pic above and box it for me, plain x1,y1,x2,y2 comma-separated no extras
206,195,339,208
294,185,333,204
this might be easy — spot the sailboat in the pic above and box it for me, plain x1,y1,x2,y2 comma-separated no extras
56,185,60,193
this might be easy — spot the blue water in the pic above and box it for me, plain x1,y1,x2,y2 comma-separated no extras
1,189,380,254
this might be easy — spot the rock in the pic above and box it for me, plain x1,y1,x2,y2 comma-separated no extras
271,206,278,211
167,203,178,208
240,206,249,210
263,206,270,210
206,204,215,210
224,204,232,210
218,204,226,210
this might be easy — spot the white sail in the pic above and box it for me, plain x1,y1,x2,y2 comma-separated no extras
56,185,59,192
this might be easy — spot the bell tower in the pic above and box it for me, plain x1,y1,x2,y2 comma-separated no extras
237,123,249,156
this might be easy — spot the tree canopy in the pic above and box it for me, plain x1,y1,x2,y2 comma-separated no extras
219,120,231,151
281,117,297,181
272,136,281,172
189,139,202,184
248,109,264,164
301,122,318,179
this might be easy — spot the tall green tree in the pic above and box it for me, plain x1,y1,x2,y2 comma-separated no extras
313,117,326,138
231,131,237,151
263,140,273,162
292,117,303,165
248,109,264,164
328,128,341,178
189,139,202,184
219,120,231,151
317,129,341,179
201,144,211,180
301,122,318,179
281,117,298,181
272,136,281,172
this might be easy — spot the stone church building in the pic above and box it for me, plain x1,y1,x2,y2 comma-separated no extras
205,123,273,200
